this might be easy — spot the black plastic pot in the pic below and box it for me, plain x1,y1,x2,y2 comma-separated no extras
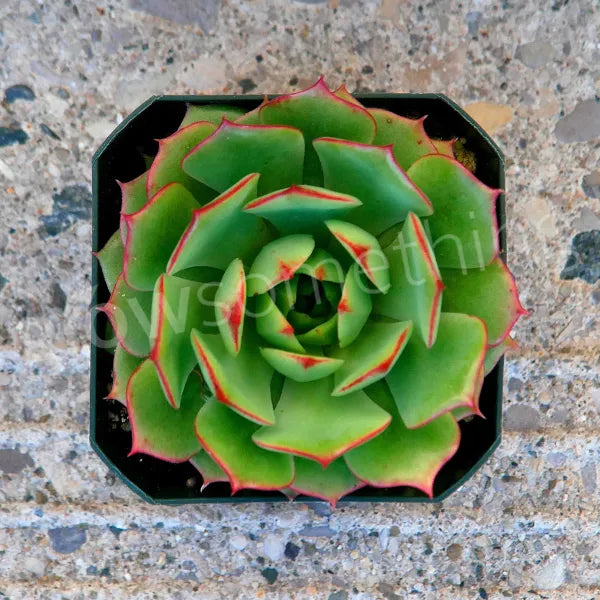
91,93,506,505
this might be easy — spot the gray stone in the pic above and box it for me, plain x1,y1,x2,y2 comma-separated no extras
0,127,28,148
555,99,600,143
515,40,555,68
465,12,483,37
299,525,336,537
229,534,248,551
262,534,284,561
0,273,7,293
561,231,600,284
48,526,87,554
377,582,401,600
128,0,220,32
546,452,567,467
531,555,567,590
572,207,600,231
50,282,67,312
582,171,600,199
507,377,523,392
39,185,92,239
284,541,300,560
328,592,348,600
4,84,35,103
503,404,540,431
581,462,596,495
260,567,278,584
0,449,34,473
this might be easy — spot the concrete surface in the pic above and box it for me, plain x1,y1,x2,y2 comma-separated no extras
1,0,599,598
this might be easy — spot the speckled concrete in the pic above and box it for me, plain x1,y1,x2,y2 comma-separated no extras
0,0,599,598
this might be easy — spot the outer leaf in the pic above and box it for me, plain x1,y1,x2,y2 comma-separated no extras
95,229,124,292
315,138,433,235
368,109,437,170
182,119,304,195
191,327,275,425
252,377,391,467
214,259,246,356
244,185,361,242
407,154,500,269
484,336,518,375
128,361,204,462
440,257,528,347
259,77,376,184
332,321,412,396
118,170,148,242
235,97,268,125
259,347,343,382
147,121,218,201
295,314,338,347
255,293,304,352
180,104,246,128
337,263,373,347
386,313,487,428
167,173,271,274
333,83,363,107
452,365,485,421
344,381,460,497
189,451,228,491
149,274,218,409
195,398,294,493
247,234,315,296
374,213,444,347
431,138,456,157
326,220,390,293
105,344,144,404
123,183,199,291
98,274,153,357
297,248,345,283
291,457,364,508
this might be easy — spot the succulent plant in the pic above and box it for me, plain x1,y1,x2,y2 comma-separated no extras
95,78,526,506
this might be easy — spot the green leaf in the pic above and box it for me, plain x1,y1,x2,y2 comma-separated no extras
191,327,275,425
326,220,390,293
99,274,153,357
123,183,200,291
295,314,338,346
296,248,345,283
440,257,528,347
148,121,218,202
182,119,304,195
337,263,373,348
189,451,228,491
252,377,391,467
314,138,433,235
259,77,376,185
179,104,246,128
332,321,412,396
149,274,218,409
484,336,517,375
373,212,443,347
195,398,294,493
105,344,144,404
407,155,500,269
254,293,304,353
234,98,268,125
344,381,460,496
214,259,246,356
273,277,298,316
368,109,437,170
247,234,315,296
128,361,205,462
167,173,272,274
95,229,124,292
118,170,148,241
431,138,456,157
291,457,363,507
244,185,361,242
333,83,364,107
386,313,487,428
259,347,343,382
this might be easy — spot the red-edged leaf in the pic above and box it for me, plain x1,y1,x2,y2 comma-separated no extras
214,259,246,356
118,170,148,242
431,138,457,157
337,263,373,348
105,344,143,404
484,335,518,375
95,229,124,292
179,104,246,128
189,450,228,491
254,292,304,353
259,347,343,382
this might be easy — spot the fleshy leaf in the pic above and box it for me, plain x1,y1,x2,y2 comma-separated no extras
191,327,275,425
182,119,304,195
95,229,124,292
344,381,460,496
326,220,390,293
373,212,443,347
407,154,500,269
118,170,148,242
431,138,456,157
440,257,527,347
235,97,268,125
452,364,485,421
315,138,433,235
167,173,272,274
337,263,373,348
255,293,304,353
214,259,246,356
484,335,518,375
105,344,144,404
147,121,218,201
247,234,315,296
128,361,205,462
149,274,218,409
368,109,437,170
244,185,361,242
297,248,345,283
291,457,364,507
252,377,391,467
99,274,153,357
259,77,376,184
386,313,487,428
180,104,246,128
332,320,412,396
333,83,363,107
194,398,294,493
274,278,298,316
123,183,199,291
259,347,343,382
295,314,338,346
189,451,228,491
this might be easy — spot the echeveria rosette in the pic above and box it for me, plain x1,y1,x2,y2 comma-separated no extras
96,77,527,506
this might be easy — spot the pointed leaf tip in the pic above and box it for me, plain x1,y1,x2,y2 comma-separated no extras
215,259,247,356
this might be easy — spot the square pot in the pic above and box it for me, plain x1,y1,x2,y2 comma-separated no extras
91,93,506,504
